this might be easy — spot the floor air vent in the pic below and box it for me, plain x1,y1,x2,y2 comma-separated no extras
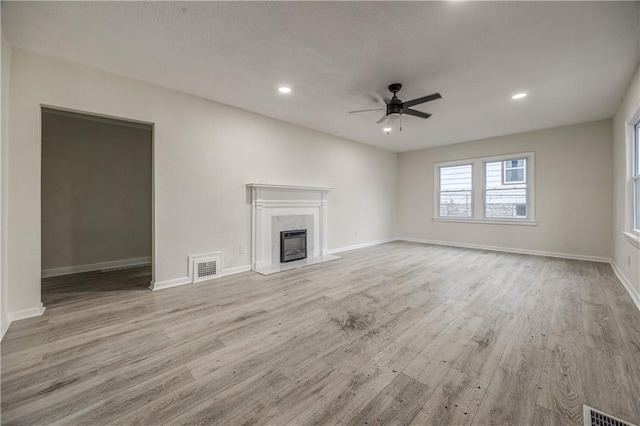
188,252,223,283
584,405,637,426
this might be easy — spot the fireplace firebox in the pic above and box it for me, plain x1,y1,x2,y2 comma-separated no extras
280,229,307,263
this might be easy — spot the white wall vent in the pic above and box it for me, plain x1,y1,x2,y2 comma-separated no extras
188,252,223,283
583,405,636,426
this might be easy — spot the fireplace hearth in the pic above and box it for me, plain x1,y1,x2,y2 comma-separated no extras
280,229,307,263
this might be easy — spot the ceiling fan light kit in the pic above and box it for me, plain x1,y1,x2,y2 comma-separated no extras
386,113,402,134
349,83,442,135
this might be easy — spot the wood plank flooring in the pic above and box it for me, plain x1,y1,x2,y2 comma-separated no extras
1,241,639,425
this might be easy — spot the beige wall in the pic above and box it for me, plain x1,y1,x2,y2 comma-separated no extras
7,48,397,313
41,111,152,271
397,120,613,259
612,63,640,299
1,29,10,334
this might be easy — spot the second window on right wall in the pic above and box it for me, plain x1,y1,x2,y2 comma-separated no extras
484,157,529,219
633,122,640,231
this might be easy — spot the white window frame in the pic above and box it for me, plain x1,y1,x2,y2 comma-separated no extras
435,160,474,219
626,102,640,246
433,152,537,226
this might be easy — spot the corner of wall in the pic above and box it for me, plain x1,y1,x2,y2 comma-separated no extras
1,27,12,339
393,150,401,238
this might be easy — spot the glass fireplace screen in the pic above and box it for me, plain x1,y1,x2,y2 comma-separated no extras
280,229,307,263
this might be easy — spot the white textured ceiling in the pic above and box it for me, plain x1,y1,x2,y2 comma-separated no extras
2,1,639,152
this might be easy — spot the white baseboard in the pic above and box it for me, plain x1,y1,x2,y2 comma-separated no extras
399,237,610,263
1,317,10,340
42,256,152,278
222,264,252,276
327,237,397,255
8,303,46,322
610,260,640,312
151,264,252,291
150,276,191,291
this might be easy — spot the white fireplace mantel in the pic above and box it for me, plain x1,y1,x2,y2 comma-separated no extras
247,183,338,275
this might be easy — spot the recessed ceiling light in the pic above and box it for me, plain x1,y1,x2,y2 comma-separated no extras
278,86,292,94
383,127,392,132
512,92,527,100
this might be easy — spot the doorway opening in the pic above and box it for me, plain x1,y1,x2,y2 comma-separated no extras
40,107,153,300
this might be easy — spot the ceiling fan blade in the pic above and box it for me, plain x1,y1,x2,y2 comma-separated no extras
375,113,388,124
370,92,390,105
348,108,385,114
402,92,442,109
404,109,432,119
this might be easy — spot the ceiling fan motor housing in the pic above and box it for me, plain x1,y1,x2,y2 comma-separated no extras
387,83,404,115
387,102,403,115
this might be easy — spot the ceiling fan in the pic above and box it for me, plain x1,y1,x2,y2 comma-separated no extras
349,83,442,134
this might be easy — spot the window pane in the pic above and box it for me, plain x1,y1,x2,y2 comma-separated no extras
439,164,472,191
635,179,640,230
505,168,524,182
636,125,640,176
439,164,472,218
485,161,503,188
485,188,527,218
488,160,527,189
634,125,639,230
440,191,472,217
506,159,524,169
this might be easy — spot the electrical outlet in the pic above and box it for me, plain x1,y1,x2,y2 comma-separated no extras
239,245,245,254
355,231,359,238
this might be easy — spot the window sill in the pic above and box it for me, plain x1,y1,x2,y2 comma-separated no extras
623,231,640,249
432,218,539,226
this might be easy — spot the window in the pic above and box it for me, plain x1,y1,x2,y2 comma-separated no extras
485,158,529,219
434,152,535,225
624,106,640,245
633,122,640,231
503,159,526,184
437,164,472,218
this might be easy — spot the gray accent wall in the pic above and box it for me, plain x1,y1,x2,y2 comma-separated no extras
41,110,152,271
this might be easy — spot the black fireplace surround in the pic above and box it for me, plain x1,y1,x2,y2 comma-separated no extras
280,229,307,263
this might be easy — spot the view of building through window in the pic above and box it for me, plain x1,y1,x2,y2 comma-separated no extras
436,153,533,222
503,159,526,184
485,159,528,219
438,164,472,217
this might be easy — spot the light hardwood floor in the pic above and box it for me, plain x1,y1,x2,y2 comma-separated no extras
1,241,639,425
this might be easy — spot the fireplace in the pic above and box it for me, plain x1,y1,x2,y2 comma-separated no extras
280,229,307,263
247,183,339,275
